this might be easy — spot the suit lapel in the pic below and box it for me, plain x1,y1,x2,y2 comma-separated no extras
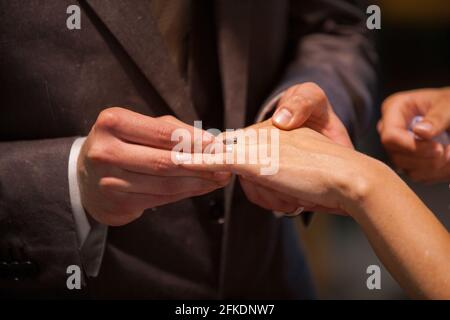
84,0,199,123
216,0,250,130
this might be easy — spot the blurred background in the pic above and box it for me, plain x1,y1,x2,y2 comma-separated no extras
298,0,450,299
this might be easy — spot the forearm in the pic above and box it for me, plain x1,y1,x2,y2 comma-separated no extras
280,0,377,136
345,161,450,299
0,138,82,292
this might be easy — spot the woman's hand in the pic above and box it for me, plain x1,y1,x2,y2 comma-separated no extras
179,121,389,215
378,87,450,183
178,122,450,298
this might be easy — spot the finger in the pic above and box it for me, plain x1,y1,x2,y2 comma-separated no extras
413,98,450,139
123,188,222,215
407,167,450,184
240,178,298,213
241,177,302,204
306,206,347,216
175,142,259,176
380,127,445,157
96,108,214,151
239,175,311,206
381,93,419,130
100,171,230,196
320,112,354,148
272,83,327,130
390,153,447,171
240,176,321,209
93,138,229,180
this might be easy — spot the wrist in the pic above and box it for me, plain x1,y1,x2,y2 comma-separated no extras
337,155,396,218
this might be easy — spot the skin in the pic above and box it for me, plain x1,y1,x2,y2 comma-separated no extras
239,82,354,214
378,87,450,183
181,122,450,299
78,81,346,222
77,107,231,226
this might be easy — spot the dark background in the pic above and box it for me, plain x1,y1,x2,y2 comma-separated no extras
298,0,450,299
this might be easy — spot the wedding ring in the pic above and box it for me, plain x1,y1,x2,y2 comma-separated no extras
273,206,304,218
223,137,238,145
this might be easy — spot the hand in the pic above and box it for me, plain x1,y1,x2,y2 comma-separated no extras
78,107,231,226
272,82,353,147
237,82,353,214
378,88,450,183
180,123,381,215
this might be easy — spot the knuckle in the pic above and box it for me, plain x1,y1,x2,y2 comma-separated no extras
96,108,122,130
381,97,396,113
303,82,324,94
153,156,174,173
98,177,120,193
86,145,114,164
159,115,176,122
381,93,405,113
86,146,107,163
298,82,327,106
155,124,173,142
301,82,321,92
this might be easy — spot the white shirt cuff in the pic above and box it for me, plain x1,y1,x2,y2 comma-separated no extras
68,137,107,277
68,137,91,247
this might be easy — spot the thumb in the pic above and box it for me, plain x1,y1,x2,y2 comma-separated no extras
413,98,450,140
272,83,326,130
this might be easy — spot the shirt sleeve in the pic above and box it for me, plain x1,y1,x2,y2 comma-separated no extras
68,137,108,277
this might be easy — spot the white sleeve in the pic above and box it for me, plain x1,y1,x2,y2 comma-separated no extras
68,137,108,277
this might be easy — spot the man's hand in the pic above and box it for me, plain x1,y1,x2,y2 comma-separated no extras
272,82,353,147
78,107,231,226
238,83,353,214
378,88,450,183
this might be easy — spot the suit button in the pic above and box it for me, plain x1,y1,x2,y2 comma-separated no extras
209,199,225,224
0,260,39,280
0,261,11,278
10,261,20,280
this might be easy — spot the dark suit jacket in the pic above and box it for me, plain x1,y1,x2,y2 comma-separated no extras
0,0,376,298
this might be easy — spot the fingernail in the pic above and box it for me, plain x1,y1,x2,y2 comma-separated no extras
273,108,292,126
175,152,192,163
274,207,305,218
285,207,305,217
414,121,433,133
